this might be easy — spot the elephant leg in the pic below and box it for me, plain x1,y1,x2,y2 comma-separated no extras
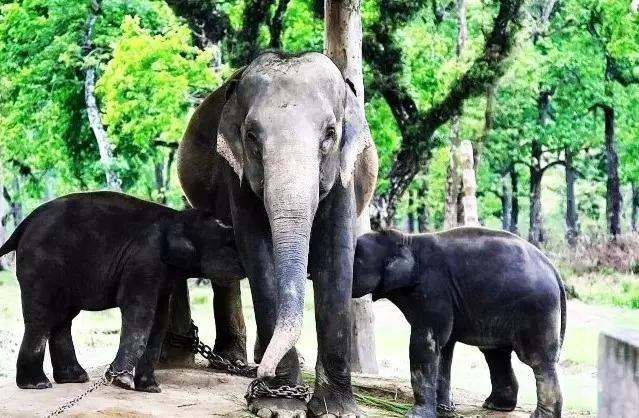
229,183,305,417
159,279,194,367
530,363,562,418
211,281,247,365
307,186,359,417
50,310,88,384
436,341,456,414
481,347,518,411
407,327,441,418
16,321,52,389
135,292,172,393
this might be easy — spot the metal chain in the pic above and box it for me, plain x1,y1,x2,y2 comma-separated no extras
43,366,132,418
436,402,457,414
244,378,313,403
165,321,257,378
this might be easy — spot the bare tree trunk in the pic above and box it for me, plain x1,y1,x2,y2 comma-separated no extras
417,187,429,232
83,0,121,191
565,146,579,246
407,190,416,233
510,166,519,234
444,0,467,229
325,0,378,374
155,159,167,204
501,172,512,231
632,183,639,232
529,140,544,247
602,106,621,237
459,140,479,225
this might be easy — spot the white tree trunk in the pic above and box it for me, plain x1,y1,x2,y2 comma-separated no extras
325,0,378,374
444,0,468,229
83,0,121,191
459,140,479,226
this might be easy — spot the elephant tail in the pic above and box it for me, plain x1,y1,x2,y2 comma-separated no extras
0,210,34,257
550,262,567,350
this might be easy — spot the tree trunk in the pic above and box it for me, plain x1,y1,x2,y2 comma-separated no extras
444,0,467,229
459,140,479,226
83,0,121,191
445,120,461,229
632,183,639,232
565,146,579,246
602,106,621,237
407,190,416,233
510,166,519,234
325,0,378,374
417,187,429,232
155,159,167,204
501,173,512,231
269,0,290,48
529,140,544,247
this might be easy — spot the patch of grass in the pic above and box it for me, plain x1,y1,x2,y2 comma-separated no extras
564,271,639,309
192,294,209,305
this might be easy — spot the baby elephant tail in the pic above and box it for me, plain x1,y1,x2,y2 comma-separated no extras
0,215,29,257
554,265,567,349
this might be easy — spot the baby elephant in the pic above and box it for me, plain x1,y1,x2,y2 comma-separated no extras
0,191,244,392
353,228,565,418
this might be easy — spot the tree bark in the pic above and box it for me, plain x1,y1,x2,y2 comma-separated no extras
325,0,378,374
510,165,519,234
501,172,512,231
632,183,639,232
565,146,579,245
445,121,461,229
417,187,429,232
529,140,544,247
407,190,416,233
83,0,121,191
269,0,290,48
459,140,479,225
602,105,621,237
444,0,467,229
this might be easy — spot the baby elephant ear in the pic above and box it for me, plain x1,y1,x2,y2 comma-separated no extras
162,223,198,273
340,79,373,188
381,246,416,294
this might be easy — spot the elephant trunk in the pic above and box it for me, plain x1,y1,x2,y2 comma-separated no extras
257,153,318,379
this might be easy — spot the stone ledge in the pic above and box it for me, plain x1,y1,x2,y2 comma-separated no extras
598,328,639,418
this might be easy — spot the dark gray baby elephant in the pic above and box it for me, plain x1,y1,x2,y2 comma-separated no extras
0,191,244,392
352,228,566,418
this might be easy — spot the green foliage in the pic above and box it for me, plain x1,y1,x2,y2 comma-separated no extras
96,10,218,197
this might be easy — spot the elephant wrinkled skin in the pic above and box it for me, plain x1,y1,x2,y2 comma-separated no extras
177,51,378,417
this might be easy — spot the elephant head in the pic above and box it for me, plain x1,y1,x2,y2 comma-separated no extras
162,212,245,281
353,230,417,300
203,52,372,376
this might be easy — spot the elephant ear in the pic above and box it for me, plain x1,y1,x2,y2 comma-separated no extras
214,68,246,183
162,223,198,273
379,246,417,296
340,79,373,188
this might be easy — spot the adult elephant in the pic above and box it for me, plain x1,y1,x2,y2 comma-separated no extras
177,51,378,417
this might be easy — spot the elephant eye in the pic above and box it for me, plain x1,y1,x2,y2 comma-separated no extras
245,131,261,154
321,127,336,154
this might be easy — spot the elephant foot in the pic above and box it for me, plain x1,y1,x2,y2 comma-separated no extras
483,390,517,411
53,365,89,384
110,371,135,391
307,385,362,417
16,369,52,390
406,405,436,418
213,336,249,366
134,373,161,393
436,402,456,417
249,397,307,418
530,407,559,418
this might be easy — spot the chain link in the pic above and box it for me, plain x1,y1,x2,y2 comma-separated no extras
244,378,313,403
43,366,130,418
164,321,257,378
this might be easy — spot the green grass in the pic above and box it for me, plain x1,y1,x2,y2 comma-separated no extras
562,269,639,309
